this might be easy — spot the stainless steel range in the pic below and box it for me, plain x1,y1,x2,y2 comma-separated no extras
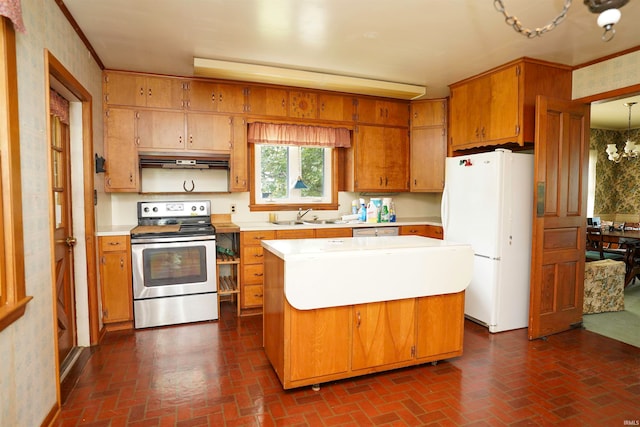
130,200,218,328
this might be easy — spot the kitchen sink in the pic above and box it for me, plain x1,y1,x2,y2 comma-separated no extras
271,220,306,226
302,218,341,225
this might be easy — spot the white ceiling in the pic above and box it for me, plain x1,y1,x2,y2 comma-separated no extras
62,0,640,129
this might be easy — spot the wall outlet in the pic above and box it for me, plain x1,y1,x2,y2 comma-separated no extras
231,204,236,213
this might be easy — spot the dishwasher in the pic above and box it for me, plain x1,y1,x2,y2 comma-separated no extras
352,226,399,237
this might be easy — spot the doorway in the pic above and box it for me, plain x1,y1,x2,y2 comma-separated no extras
45,51,99,408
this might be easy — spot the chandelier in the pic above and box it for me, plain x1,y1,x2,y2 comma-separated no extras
494,0,629,41
606,102,639,162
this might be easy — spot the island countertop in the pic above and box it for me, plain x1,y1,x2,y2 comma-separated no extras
261,235,473,310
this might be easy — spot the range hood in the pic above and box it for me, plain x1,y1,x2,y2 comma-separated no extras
139,155,230,169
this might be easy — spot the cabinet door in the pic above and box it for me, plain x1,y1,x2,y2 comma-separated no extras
487,65,520,142
145,76,185,109
136,110,185,150
216,83,246,113
410,127,445,192
289,91,318,119
246,86,288,116
99,248,133,323
353,125,386,190
318,93,354,122
399,225,427,236
315,228,352,238
356,98,408,126
275,229,315,239
352,299,415,370
104,108,138,192
411,100,445,128
424,225,443,239
415,293,464,359
467,75,491,143
104,72,146,107
382,127,409,191
449,84,468,149
186,113,232,152
289,305,351,381
187,80,217,112
230,116,248,192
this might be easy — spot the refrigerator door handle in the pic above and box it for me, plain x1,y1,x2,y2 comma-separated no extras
475,254,501,261
441,184,449,233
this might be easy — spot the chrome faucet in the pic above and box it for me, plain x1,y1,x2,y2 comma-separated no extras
297,208,312,221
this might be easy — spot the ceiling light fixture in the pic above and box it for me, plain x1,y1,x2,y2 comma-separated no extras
494,0,629,41
193,58,426,100
606,102,639,162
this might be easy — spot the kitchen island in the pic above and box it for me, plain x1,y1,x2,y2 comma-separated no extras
261,235,473,390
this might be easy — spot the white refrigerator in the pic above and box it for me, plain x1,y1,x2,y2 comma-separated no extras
441,149,534,333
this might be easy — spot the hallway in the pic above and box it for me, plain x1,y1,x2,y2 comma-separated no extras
54,305,640,426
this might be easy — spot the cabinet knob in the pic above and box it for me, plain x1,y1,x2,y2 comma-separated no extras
356,311,361,328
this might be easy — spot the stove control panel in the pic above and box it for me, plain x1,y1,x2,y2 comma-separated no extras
138,200,210,219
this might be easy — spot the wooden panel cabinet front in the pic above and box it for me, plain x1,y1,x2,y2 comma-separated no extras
239,230,276,312
98,235,133,325
246,86,288,117
415,292,464,360
104,72,185,109
399,225,443,239
104,108,138,192
186,114,232,152
136,110,185,150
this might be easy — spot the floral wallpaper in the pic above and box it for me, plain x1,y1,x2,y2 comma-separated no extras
590,128,640,216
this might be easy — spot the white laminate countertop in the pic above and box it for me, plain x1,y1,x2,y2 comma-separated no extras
95,216,442,236
234,216,442,231
261,235,473,310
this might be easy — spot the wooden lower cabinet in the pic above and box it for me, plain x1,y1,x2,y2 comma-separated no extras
352,299,415,370
399,224,443,239
263,250,465,389
98,235,133,329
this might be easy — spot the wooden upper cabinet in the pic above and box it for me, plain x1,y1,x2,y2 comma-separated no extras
410,98,447,192
289,91,318,119
104,108,138,192
185,80,246,113
355,97,409,127
230,116,248,192
136,110,185,150
317,93,355,122
246,86,288,117
104,71,185,109
411,98,446,128
349,125,409,192
448,58,571,152
186,114,232,152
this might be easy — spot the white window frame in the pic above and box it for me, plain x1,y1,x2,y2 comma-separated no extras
253,144,333,205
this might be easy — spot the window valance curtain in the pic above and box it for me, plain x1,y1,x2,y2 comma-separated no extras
50,89,69,125
0,0,26,33
247,122,351,148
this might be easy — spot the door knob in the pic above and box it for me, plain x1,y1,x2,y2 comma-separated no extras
65,236,77,247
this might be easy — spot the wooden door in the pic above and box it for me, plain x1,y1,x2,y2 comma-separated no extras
528,96,589,340
104,108,138,192
136,110,184,150
354,125,385,190
352,299,415,370
318,93,354,122
50,114,76,365
488,65,519,142
216,83,246,113
186,113,232,152
449,84,469,150
230,117,248,191
415,293,464,359
145,76,185,109
383,127,409,191
289,305,351,381
187,80,217,112
246,87,288,116
410,127,445,191
411,99,445,128
99,236,132,323
467,76,490,143
104,72,145,106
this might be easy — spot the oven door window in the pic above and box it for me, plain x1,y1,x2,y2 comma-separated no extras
142,245,207,287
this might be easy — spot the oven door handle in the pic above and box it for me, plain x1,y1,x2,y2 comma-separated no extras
131,235,216,244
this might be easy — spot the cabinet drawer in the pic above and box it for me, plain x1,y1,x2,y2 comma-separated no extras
399,225,428,236
243,264,265,285
315,228,353,238
99,235,129,252
242,230,276,244
425,225,443,239
242,245,265,264
243,285,264,307
275,229,315,240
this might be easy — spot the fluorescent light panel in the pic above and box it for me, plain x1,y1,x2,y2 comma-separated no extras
193,58,426,100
